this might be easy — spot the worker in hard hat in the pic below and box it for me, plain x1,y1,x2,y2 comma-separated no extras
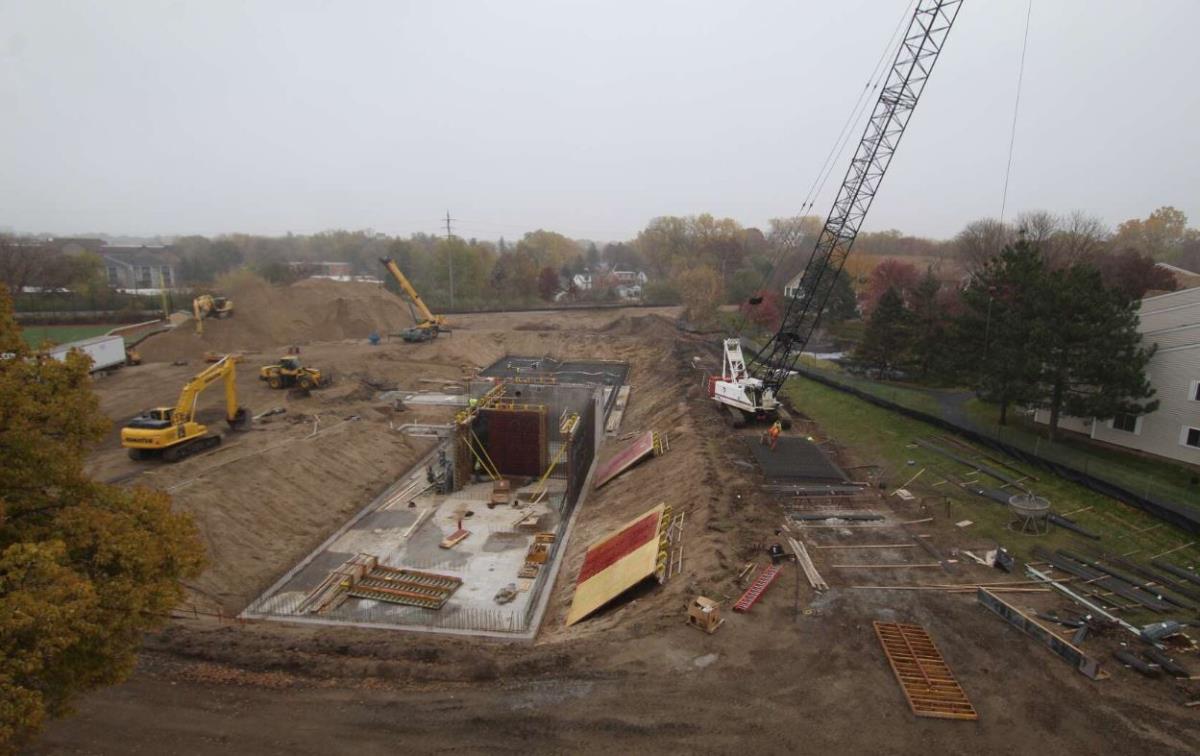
767,420,782,451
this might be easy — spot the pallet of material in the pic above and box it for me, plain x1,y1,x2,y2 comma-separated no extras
297,553,378,614
348,566,462,610
439,528,470,549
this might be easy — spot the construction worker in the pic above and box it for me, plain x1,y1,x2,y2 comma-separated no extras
767,420,782,451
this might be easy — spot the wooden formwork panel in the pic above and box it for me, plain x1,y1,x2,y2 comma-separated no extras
873,621,978,721
481,407,547,477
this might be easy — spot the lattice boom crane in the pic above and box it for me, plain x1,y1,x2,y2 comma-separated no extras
710,0,964,428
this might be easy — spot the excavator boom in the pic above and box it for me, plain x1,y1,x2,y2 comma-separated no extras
173,355,246,426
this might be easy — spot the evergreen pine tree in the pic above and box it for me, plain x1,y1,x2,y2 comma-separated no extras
856,286,910,377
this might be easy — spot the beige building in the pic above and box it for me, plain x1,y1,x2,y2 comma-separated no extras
1033,286,1200,465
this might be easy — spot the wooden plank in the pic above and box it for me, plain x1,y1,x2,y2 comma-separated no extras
439,528,470,549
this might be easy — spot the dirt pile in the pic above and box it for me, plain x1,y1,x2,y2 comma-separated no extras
141,278,415,361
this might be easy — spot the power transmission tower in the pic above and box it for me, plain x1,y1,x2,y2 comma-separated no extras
444,210,455,308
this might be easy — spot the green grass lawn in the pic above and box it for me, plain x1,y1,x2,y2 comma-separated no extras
963,398,1200,507
19,324,119,348
793,358,943,416
781,375,1200,602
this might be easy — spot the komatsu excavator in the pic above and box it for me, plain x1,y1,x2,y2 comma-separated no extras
710,0,963,428
193,294,234,335
121,355,250,461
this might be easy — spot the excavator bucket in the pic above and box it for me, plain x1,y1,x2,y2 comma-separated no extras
228,407,252,431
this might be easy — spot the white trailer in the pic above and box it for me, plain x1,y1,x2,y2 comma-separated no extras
48,334,127,373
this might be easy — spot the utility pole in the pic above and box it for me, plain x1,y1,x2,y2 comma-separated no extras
444,210,455,309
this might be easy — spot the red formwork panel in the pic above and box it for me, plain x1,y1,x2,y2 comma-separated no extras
481,408,546,477
593,431,656,489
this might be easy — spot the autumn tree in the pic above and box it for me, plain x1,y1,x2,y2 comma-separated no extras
514,230,582,271
490,249,539,300
678,265,723,324
1095,249,1177,299
955,218,1013,274
537,267,560,301
862,258,920,315
765,215,822,290
1052,211,1109,268
0,285,205,750
739,289,782,331
635,216,692,278
1113,206,1193,260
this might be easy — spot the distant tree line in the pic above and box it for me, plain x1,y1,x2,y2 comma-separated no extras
5,204,1196,318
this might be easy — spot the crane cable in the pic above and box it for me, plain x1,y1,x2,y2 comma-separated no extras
999,0,1033,225
734,0,916,338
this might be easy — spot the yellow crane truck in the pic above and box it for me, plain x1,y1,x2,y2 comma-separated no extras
121,355,250,461
379,257,448,342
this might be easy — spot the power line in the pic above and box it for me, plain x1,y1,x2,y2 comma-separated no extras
1000,0,1034,224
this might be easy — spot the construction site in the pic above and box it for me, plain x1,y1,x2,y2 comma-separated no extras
12,2,1200,753
27,262,1197,752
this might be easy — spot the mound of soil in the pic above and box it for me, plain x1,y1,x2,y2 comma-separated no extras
140,278,415,362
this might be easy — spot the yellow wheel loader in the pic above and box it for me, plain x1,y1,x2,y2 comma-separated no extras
258,355,329,390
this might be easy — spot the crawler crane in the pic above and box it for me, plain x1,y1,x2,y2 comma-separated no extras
710,0,963,427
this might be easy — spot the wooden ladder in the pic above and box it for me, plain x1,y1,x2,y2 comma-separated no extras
733,564,782,612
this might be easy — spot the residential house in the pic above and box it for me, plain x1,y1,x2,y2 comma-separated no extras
1033,286,1200,465
100,245,177,291
52,237,106,256
571,268,647,298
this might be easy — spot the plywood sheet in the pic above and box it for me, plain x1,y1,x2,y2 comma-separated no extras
566,503,666,625
593,431,656,489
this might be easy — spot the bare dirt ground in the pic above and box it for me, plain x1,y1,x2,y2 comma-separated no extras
30,281,1200,754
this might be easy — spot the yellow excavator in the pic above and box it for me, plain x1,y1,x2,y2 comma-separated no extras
121,355,250,461
379,257,448,342
193,294,234,335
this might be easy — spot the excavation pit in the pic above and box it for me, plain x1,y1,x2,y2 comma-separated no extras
243,357,628,638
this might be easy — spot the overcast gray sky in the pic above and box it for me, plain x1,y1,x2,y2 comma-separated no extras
2,0,1197,242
